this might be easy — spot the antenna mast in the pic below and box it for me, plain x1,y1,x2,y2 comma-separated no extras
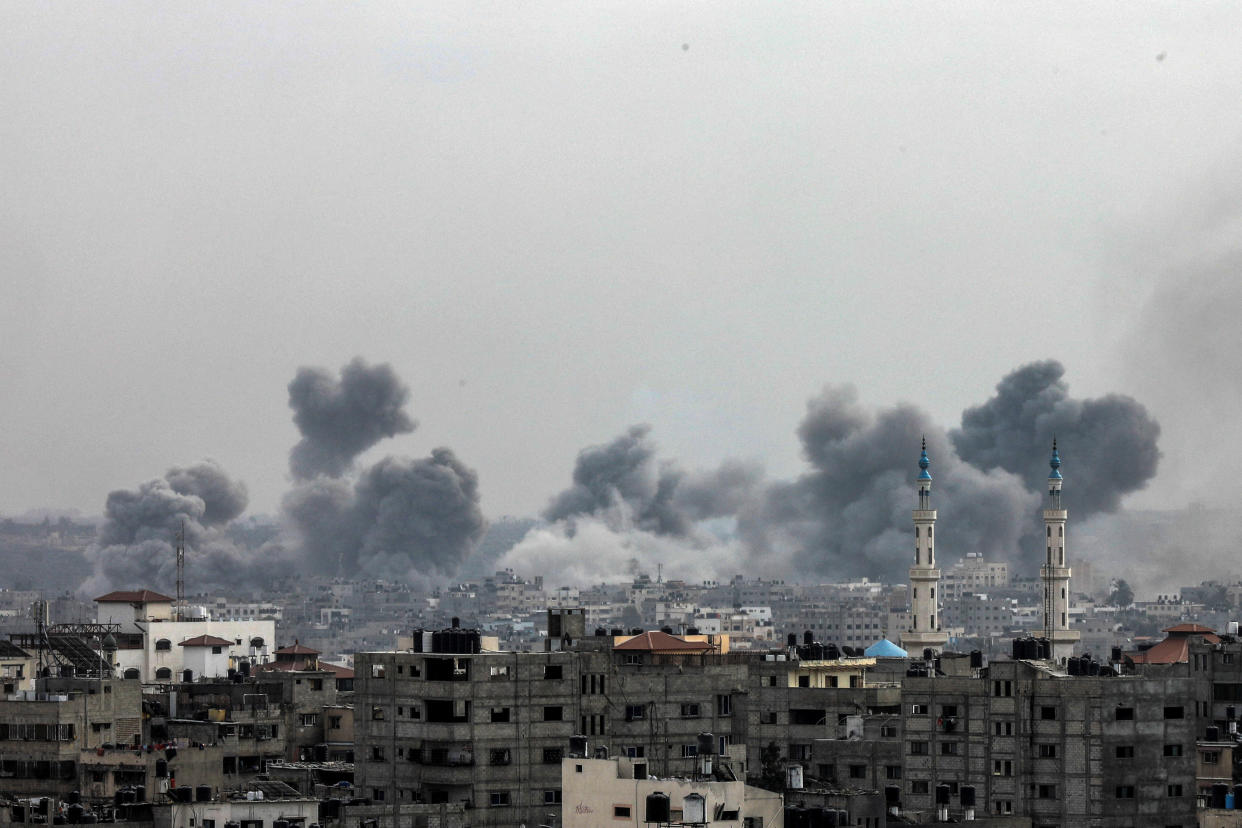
176,520,186,622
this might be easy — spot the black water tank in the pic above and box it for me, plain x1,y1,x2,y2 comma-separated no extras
411,629,424,652
686,627,699,635
594,627,606,637
66,805,84,824
1207,725,1221,741
155,759,168,779
825,644,840,660
1067,657,1081,676
182,669,193,683
134,785,145,802
113,791,125,809
273,820,289,828
610,628,623,636
697,732,715,756
784,807,807,828
81,815,97,824
645,792,670,823
923,648,934,661
569,735,588,756
661,626,674,635
884,785,901,806
165,746,177,760
39,798,50,816
1212,782,1229,809
196,785,211,802
630,628,643,636
1230,706,1238,721
240,661,251,677
970,650,983,668
787,633,798,647
122,789,136,805
960,785,976,807
66,792,80,805
1012,638,1022,659
821,809,838,828
935,783,951,805
810,643,824,660
803,630,814,646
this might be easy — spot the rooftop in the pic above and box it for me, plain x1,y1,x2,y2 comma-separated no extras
95,589,174,603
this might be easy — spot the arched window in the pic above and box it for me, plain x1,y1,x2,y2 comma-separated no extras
1058,526,1063,537
123,668,140,680
915,527,920,538
155,667,172,680
154,639,171,651
250,637,265,649
928,527,932,537
1047,526,1051,537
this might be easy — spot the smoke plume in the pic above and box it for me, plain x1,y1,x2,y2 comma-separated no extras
282,358,486,582
83,461,266,595
288,358,417,479
951,360,1161,517
504,362,1162,586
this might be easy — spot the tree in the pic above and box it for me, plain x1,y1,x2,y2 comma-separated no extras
1109,579,1134,608
753,741,786,792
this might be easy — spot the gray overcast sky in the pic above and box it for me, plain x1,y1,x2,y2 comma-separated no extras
3,2,1241,520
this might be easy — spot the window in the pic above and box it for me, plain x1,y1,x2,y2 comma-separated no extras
625,704,645,721
371,707,385,721
940,704,958,717
1202,750,1220,765
681,744,698,758
680,703,700,718
849,764,866,779
760,711,778,724
716,694,733,716
885,765,902,780
910,703,929,715
1115,706,1134,721
155,667,172,680
542,748,563,764
993,800,1013,815
299,713,320,726
992,759,1012,777
1037,784,1056,799
1164,744,1183,757
372,789,385,802
544,665,563,680
1039,706,1057,720
614,806,631,818
489,792,511,807
1167,784,1183,797
1163,706,1184,720
155,639,171,651
909,741,928,756
1037,744,1057,758
543,706,563,722
544,790,562,805
881,724,898,738
994,721,1013,736
911,781,929,795
371,746,385,761
623,654,642,665
489,665,510,679
1115,786,1135,799
490,707,510,723
940,742,959,756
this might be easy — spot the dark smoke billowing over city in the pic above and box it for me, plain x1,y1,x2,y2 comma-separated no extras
81,358,1158,594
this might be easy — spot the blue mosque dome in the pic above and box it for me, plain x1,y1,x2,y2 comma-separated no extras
1049,438,1062,480
918,437,932,481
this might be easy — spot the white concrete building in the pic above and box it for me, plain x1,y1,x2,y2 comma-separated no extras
560,754,783,828
95,590,276,681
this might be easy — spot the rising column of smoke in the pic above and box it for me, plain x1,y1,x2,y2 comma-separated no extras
738,386,1038,582
82,460,258,595
281,359,486,581
287,358,417,479
950,360,1161,517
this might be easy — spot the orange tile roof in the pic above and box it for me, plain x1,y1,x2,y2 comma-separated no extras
275,643,321,655
1130,625,1220,664
95,589,174,603
614,630,713,653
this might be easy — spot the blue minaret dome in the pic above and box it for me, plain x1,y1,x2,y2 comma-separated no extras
918,436,932,480
1049,437,1062,480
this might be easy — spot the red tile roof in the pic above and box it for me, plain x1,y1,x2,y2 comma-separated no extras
1130,624,1220,665
275,644,321,655
95,589,174,603
614,630,713,653
179,635,233,648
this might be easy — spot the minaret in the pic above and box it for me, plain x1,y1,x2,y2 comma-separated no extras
1041,438,1079,662
902,438,948,655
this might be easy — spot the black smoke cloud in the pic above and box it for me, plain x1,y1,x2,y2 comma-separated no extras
83,462,269,596
282,358,486,581
510,361,1161,585
288,358,417,479
951,360,1161,517
544,425,763,537
285,450,486,580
